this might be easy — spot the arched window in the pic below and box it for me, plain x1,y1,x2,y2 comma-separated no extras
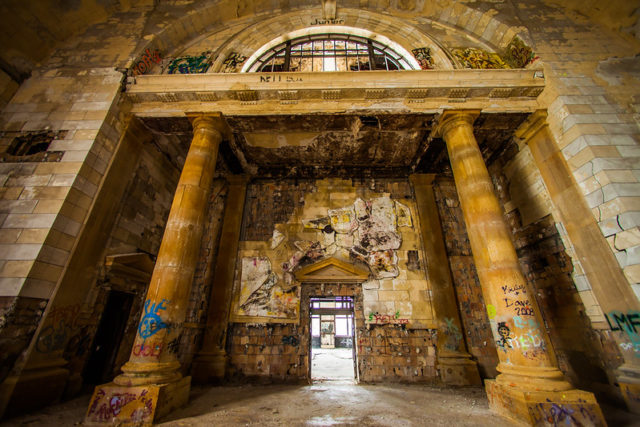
245,33,415,72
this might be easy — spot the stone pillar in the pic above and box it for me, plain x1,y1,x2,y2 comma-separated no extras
518,110,640,414
192,175,248,383
436,110,605,425
85,114,224,424
410,173,481,386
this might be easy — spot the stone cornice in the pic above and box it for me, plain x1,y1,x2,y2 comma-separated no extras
126,69,544,116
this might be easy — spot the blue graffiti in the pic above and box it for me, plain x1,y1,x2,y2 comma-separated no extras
138,299,169,339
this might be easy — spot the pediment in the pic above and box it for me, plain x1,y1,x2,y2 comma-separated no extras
294,257,370,283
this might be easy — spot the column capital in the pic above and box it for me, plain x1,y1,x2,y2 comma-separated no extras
434,109,480,138
514,109,548,144
187,112,227,135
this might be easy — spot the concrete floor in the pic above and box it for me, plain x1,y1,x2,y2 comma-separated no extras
2,381,639,426
312,347,354,380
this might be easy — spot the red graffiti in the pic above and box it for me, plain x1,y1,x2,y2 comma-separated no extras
370,314,409,325
133,342,163,357
132,48,162,76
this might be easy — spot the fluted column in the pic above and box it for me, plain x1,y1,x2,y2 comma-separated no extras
436,110,604,425
86,114,224,424
192,174,248,383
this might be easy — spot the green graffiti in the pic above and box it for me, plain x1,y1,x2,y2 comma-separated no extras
168,52,212,74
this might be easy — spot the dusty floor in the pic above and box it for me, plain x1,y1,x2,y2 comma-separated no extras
311,348,354,380
2,382,639,426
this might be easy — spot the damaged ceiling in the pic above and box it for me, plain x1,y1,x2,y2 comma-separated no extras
140,112,530,179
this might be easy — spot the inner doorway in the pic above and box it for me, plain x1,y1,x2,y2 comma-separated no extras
310,296,355,381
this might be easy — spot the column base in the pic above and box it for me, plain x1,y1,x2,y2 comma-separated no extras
485,379,606,426
85,376,190,425
191,350,228,384
438,355,482,386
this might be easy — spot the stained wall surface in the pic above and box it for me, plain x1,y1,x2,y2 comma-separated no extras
0,0,638,418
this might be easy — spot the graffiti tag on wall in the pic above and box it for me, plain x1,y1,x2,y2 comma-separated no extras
167,51,213,74
368,311,409,325
132,48,162,76
528,399,601,426
605,310,640,357
36,304,81,353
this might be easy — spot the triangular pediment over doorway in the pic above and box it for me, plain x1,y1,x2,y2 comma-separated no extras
294,257,370,283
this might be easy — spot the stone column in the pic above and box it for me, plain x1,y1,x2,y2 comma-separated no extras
410,173,481,386
436,110,604,425
85,114,224,424
518,110,640,414
192,175,248,383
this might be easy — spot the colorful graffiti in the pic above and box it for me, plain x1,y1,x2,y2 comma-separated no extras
167,51,212,74
503,37,538,69
368,311,409,325
411,47,435,70
138,299,168,339
452,47,508,69
132,342,163,358
605,310,640,356
86,386,156,423
132,48,162,75
222,52,247,73
528,398,601,426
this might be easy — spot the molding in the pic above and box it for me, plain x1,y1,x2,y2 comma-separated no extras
294,257,370,283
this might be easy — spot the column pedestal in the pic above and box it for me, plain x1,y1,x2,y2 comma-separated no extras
486,380,606,426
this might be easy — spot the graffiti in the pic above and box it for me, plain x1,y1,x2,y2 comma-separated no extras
529,399,599,426
259,74,304,83
411,47,434,70
310,18,345,25
452,47,508,69
167,51,212,74
133,342,163,358
132,48,162,75
486,304,497,319
443,317,462,351
167,336,181,354
36,304,81,353
503,36,538,69
504,298,534,316
496,322,513,350
513,315,538,330
282,335,299,346
500,283,526,296
222,52,247,73
605,310,640,356
138,299,168,339
368,312,409,325
87,387,155,423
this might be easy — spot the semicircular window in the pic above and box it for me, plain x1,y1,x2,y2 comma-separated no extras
247,33,415,72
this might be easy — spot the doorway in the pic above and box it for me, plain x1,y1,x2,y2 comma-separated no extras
310,296,355,381
83,290,134,384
